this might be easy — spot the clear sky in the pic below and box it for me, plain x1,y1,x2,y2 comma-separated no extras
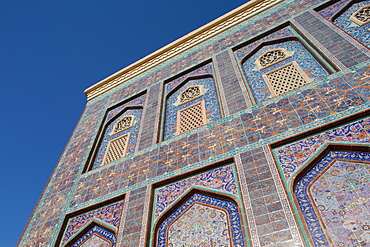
1,0,249,245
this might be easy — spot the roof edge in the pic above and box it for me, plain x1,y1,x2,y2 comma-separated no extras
84,0,283,100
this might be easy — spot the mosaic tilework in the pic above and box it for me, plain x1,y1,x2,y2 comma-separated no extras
168,203,231,246
138,83,162,151
215,51,249,114
19,0,370,245
294,151,370,246
318,0,350,19
155,164,237,219
318,0,370,48
120,187,147,247
106,94,146,121
239,149,296,246
164,76,221,140
18,96,109,246
332,0,370,48
92,108,143,169
72,62,370,208
239,29,329,103
98,0,326,110
156,193,244,247
275,116,370,179
70,225,116,247
294,10,369,68
62,200,123,244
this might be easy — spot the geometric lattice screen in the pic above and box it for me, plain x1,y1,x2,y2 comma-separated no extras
103,133,130,165
263,61,310,96
177,101,207,134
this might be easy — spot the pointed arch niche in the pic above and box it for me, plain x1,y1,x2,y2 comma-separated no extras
162,61,223,140
84,93,146,172
234,25,337,105
153,189,245,247
292,145,370,246
55,197,124,247
150,162,246,247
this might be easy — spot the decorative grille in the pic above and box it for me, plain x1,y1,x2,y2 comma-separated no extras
263,62,310,96
260,49,285,67
351,5,370,26
175,85,205,106
111,115,134,135
180,86,201,104
103,133,130,165
177,101,206,135
255,48,291,70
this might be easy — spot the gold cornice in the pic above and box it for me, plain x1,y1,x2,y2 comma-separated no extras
84,0,284,101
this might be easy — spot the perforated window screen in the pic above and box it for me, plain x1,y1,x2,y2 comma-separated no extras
263,62,310,97
103,133,130,165
111,115,134,135
351,5,370,26
177,101,207,135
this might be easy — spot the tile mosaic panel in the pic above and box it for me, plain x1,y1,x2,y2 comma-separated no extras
164,75,221,140
156,193,244,247
215,51,249,114
138,83,162,150
70,225,116,247
294,11,369,68
294,151,370,246
92,108,143,169
72,62,370,208
239,149,296,246
168,203,231,247
238,27,329,103
62,200,124,244
318,0,351,19
319,0,370,48
155,164,237,219
120,187,147,247
274,116,370,179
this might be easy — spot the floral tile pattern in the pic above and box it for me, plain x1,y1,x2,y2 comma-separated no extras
62,200,123,244
157,193,244,247
155,164,237,219
294,151,370,246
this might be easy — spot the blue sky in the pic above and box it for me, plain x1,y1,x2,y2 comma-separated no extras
1,0,249,245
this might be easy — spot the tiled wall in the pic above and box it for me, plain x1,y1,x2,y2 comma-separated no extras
19,0,370,246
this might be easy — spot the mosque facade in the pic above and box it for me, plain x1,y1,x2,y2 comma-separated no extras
19,0,370,246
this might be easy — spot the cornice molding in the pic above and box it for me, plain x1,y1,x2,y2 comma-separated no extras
84,0,284,101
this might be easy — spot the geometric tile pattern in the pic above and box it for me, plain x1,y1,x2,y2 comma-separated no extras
156,193,244,247
294,151,370,246
155,164,237,219
62,200,124,244
295,11,370,68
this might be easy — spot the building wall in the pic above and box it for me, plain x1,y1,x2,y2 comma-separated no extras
19,0,370,246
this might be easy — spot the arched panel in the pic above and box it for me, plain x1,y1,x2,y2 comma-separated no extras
164,75,221,140
293,147,370,246
154,190,245,247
